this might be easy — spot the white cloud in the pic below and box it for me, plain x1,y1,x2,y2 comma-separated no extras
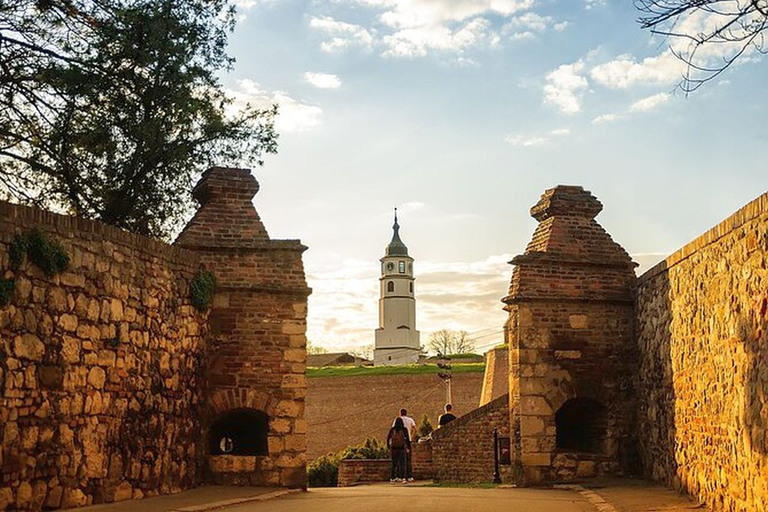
629,92,671,112
505,134,549,146
592,113,621,124
554,21,569,31
304,72,342,89
543,60,588,115
310,16,375,52
320,0,537,57
510,31,535,41
584,0,606,8
590,51,683,89
226,79,323,133
550,128,570,136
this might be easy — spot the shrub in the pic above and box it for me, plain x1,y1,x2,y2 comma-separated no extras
307,437,389,488
9,229,69,277
190,269,216,312
307,453,341,487
415,414,434,441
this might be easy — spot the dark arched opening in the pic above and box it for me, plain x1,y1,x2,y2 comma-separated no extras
209,409,269,456
555,398,606,453
387,281,394,292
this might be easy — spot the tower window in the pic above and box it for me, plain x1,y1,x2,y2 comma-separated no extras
409,282,413,293
387,281,394,292
398,261,405,273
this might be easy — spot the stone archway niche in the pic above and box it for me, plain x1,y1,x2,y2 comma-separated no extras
209,408,269,456
555,398,607,454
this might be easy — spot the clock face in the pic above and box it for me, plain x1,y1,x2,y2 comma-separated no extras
387,262,394,271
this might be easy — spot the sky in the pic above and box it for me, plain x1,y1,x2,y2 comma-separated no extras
219,0,768,355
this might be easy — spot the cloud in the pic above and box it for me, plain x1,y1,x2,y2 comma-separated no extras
315,0,537,57
590,52,683,89
592,113,621,124
304,72,342,89
310,16,375,52
226,79,323,133
505,128,569,147
629,92,670,112
584,0,606,8
543,60,588,115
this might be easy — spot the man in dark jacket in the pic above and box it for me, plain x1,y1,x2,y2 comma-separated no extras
438,403,456,427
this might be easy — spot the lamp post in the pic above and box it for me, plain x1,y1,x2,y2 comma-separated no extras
493,428,501,484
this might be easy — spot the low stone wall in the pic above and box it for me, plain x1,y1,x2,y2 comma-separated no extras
0,201,206,510
337,460,390,487
431,394,512,483
411,441,434,480
636,191,768,512
479,347,508,407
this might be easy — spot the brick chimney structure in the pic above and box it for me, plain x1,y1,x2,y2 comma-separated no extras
502,186,637,485
176,167,310,488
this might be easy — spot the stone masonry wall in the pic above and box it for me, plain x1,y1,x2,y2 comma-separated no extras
479,347,508,407
431,394,512,483
0,201,206,510
636,191,768,512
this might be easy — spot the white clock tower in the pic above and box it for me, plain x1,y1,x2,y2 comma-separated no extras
374,210,421,365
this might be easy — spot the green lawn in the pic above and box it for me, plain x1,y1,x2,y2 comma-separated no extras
307,363,486,378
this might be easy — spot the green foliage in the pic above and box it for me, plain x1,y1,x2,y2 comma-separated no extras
9,235,27,271
447,353,482,359
307,453,341,488
307,363,486,379
339,437,389,460
190,269,216,312
0,278,14,307
0,0,279,239
415,414,434,441
8,230,69,277
307,438,389,488
26,229,69,277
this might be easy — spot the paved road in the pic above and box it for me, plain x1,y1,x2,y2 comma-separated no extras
220,485,595,512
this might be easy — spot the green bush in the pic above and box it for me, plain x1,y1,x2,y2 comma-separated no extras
190,269,216,312
414,414,434,441
0,278,14,307
307,453,341,487
307,437,389,488
9,229,69,277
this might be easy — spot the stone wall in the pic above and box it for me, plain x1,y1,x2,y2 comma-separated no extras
0,201,206,510
176,168,310,489
431,394,513,483
0,167,309,510
504,186,638,485
411,441,434,480
337,460,390,487
479,347,508,407
306,372,483,460
636,191,768,512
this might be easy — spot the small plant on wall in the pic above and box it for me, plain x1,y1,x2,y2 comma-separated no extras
0,278,14,307
10,229,69,277
190,269,216,312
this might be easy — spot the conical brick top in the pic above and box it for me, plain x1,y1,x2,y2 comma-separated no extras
175,167,269,248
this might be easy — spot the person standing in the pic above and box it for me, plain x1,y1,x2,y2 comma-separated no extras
387,417,411,483
438,403,457,427
393,409,416,481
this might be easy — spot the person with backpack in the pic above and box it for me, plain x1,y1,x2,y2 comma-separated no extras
387,417,411,483
392,409,416,481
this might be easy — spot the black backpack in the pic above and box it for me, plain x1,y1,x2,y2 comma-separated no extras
391,429,406,449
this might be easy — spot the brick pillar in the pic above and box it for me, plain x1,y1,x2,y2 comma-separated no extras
176,167,311,488
503,186,637,485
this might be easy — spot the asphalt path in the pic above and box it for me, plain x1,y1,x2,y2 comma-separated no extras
219,485,595,512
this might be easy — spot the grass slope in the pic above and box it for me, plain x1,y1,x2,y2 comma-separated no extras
307,363,485,378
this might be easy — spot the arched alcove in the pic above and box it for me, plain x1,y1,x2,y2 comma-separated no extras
209,408,269,456
555,398,607,454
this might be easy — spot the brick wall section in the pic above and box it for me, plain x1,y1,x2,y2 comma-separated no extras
306,372,483,460
337,460,391,487
431,394,512,483
636,191,768,512
411,441,434,480
479,348,508,406
503,186,637,485
175,167,310,489
0,201,207,510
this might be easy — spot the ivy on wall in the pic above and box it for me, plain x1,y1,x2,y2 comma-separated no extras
190,269,216,312
10,229,69,277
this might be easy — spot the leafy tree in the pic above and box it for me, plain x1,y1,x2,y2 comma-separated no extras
414,414,433,441
0,0,278,238
428,329,474,356
636,0,768,91
307,341,329,355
